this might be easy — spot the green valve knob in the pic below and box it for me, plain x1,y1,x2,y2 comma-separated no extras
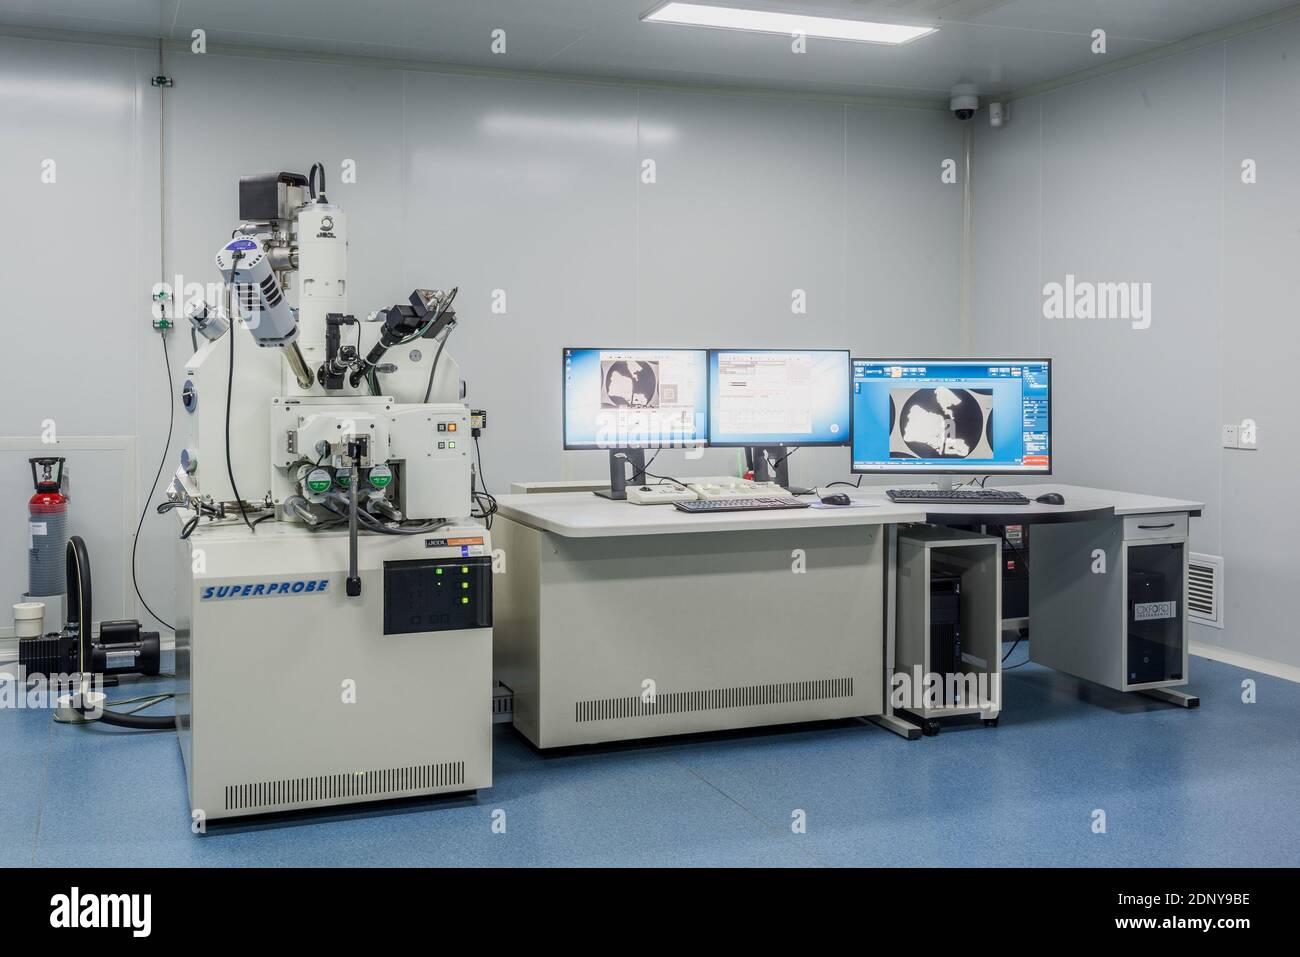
305,468,332,494
368,464,393,489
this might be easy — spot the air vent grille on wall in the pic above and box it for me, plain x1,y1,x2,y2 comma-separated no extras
1187,553,1224,628
224,761,465,811
575,677,854,723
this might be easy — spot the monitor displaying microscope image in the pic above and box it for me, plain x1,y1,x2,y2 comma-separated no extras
563,347,709,449
851,359,1052,474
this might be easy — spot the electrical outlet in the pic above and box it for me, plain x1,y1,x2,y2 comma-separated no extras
1222,425,1239,449
1238,418,1258,450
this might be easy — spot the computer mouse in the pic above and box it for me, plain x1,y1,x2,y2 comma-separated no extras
821,493,852,506
1035,492,1066,505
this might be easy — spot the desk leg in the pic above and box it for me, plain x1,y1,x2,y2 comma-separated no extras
869,524,922,740
867,713,923,739
1138,687,1200,708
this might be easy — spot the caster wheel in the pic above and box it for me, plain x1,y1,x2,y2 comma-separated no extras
983,717,1000,728
922,720,941,737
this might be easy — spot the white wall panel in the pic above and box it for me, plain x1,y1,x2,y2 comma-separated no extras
2,33,960,622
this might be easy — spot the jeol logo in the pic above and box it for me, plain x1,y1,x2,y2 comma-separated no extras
1042,274,1152,329
201,579,330,600
50,887,151,938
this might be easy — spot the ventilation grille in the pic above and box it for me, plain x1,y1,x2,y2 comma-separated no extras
1187,553,1224,628
224,761,465,812
236,282,259,313
850,0,1013,16
575,677,854,723
259,273,283,306
493,684,514,724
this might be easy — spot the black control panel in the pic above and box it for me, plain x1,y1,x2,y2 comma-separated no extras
382,557,492,635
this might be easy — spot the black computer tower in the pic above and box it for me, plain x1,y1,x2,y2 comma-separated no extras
1127,543,1184,684
999,524,1029,621
930,572,963,704
949,522,1028,627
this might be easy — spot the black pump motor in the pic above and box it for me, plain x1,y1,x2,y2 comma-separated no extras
16,536,160,682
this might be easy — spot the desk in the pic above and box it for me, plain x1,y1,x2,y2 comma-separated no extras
493,492,924,747
492,483,1203,747
845,484,1204,715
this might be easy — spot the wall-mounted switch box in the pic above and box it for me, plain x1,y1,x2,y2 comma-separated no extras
1222,425,1239,449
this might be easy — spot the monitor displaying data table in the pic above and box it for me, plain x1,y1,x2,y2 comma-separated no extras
707,349,851,448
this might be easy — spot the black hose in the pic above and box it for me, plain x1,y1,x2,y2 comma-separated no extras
422,329,450,404
66,536,175,731
308,161,327,203
132,332,176,631
90,707,176,731
224,250,256,534
65,535,92,666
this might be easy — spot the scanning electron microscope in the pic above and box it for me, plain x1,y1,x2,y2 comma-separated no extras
169,167,492,821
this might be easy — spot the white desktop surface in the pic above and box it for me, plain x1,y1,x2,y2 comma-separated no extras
493,491,925,538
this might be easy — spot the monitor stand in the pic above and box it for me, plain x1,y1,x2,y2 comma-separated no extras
593,448,646,501
749,446,790,488
889,477,958,491
748,446,815,495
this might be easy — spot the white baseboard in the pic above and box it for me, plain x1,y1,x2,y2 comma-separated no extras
1191,641,1300,685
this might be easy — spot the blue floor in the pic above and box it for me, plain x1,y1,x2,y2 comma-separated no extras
3,649,1298,867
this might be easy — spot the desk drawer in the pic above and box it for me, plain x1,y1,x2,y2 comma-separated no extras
1123,513,1188,541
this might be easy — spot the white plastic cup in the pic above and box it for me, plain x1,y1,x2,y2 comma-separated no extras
13,601,45,639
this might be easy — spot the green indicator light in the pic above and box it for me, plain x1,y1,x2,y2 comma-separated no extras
448,441,456,449
435,568,443,575
461,581,469,589
461,566,468,574
461,596,469,605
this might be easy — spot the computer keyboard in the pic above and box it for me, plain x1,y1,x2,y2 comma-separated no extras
886,488,1031,505
674,497,811,513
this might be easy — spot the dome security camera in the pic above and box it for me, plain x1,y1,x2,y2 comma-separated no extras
950,83,979,121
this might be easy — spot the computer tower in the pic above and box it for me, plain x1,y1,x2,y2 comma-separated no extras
949,522,1028,631
1127,548,1184,685
929,571,963,704
998,524,1029,622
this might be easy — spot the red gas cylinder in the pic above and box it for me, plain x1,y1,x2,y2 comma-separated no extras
28,457,68,599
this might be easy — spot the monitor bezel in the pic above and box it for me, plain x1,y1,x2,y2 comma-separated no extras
705,348,853,449
848,356,1053,476
561,346,711,451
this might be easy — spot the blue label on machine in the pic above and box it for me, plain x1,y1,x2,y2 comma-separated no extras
225,239,258,251
201,579,330,600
